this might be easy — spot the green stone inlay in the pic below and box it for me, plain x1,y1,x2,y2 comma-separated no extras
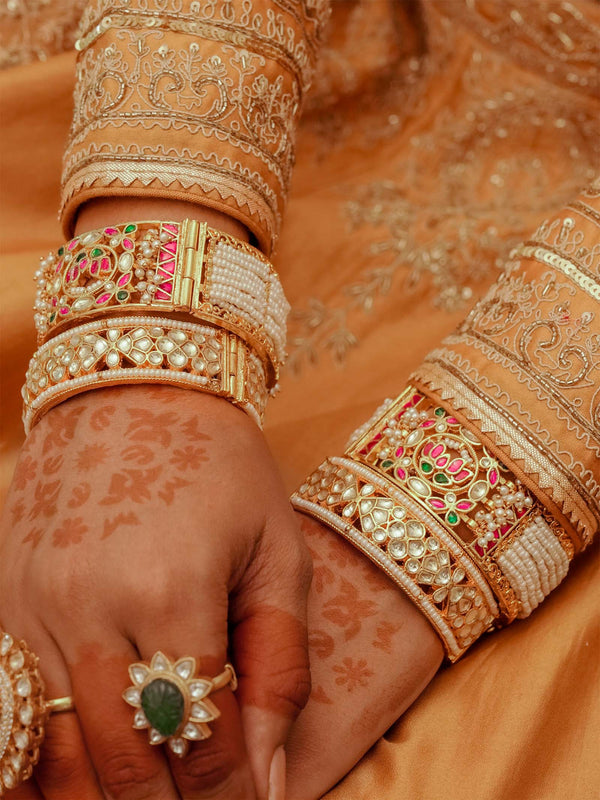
447,511,459,525
116,290,129,301
434,407,445,417
58,246,65,256
141,679,184,737
381,459,394,469
76,251,87,261
421,461,433,473
50,312,56,322
91,247,103,258
434,473,449,485
124,224,137,233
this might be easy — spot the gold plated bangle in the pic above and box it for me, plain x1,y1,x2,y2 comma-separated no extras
345,387,574,620
293,457,499,662
34,220,289,387
292,386,575,660
22,316,268,432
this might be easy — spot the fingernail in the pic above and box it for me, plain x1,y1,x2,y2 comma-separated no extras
268,745,286,800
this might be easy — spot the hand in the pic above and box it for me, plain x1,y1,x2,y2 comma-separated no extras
285,515,444,800
0,386,312,800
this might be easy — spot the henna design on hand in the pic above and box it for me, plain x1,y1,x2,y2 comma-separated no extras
42,455,64,475
22,527,44,549
181,416,212,444
310,686,334,705
12,455,38,492
102,511,141,540
28,479,62,521
121,444,155,465
308,629,335,661
100,466,162,505
125,408,178,447
41,405,84,453
372,621,403,654
322,578,378,641
75,443,110,472
67,482,92,509
332,658,374,692
169,446,209,471
157,477,193,506
89,404,116,431
52,517,89,548
10,500,26,525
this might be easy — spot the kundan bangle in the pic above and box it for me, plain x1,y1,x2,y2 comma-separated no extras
292,386,575,660
33,220,289,387
22,316,268,431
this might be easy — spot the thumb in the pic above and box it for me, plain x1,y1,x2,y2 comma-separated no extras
231,510,312,799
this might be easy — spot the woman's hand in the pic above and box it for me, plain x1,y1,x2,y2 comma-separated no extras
0,386,311,800
285,515,444,800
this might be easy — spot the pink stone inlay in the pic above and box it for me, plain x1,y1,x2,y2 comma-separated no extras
455,469,470,482
79,259,88,269
429,498,446,510
489,469,498,485
118,273,131,287
104,227,118,235
51,298,57,307
101,257,110,271
90,261,99,275
163,223,178,234
122,238,134,250
96,293,111,304
448,459,463,473
59,307,69,315
67,239,78,250
155,290,170,300
164,240,177,253
456,501,473,511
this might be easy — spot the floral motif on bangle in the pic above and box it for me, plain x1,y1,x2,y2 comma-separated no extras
347,388,536,561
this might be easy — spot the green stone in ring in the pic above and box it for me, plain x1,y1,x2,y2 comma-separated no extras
141,678,185,738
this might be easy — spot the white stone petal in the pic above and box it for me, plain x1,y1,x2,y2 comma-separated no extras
149,728,165,745
174,657,195,681
189,702,216,723
182,722,203,740
151,651,170,672
128,664,149,686
133,709,149,729
189,680,211,700
168,738,188,757
122,687,141,706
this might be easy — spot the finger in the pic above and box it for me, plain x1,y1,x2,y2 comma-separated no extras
135,589,257,800
231,509,312,800
0,621,104,800
30,633,105,800
64,630,180,800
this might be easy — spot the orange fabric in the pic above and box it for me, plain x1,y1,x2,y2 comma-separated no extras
1,1,599,798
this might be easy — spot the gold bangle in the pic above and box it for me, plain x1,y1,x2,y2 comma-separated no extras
22,316,268,432
34,220,289,387
292,386,576,660
293,457,499,662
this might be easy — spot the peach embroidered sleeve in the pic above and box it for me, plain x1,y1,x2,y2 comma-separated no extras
59,0,330,254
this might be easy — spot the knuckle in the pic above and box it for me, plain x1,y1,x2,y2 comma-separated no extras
37,729,86,788
173,738,236,792
266,663,312,718
100,745,163,799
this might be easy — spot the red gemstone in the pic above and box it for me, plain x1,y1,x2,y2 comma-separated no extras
96,293,111,304
155,290,170,300
122,239,133,250
59,307,69,315
104,227,118,235
164,240,177,253
101,258,110,271
90,262,98,274
455,469,470,481
118,273,131,287
448,459,463,473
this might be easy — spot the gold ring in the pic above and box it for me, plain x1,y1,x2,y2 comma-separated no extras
1,631,75,792
123,651,237,757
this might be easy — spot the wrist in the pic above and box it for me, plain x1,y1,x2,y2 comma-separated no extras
74,197,250,243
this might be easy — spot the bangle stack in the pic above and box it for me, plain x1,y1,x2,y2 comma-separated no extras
25,220,289,429
292,386,575,661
